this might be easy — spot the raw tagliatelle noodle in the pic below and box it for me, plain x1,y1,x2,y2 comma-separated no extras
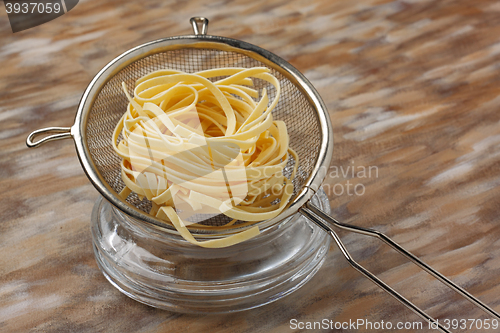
112,67,298,248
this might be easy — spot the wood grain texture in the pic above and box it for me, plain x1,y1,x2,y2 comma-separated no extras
1,0,499,332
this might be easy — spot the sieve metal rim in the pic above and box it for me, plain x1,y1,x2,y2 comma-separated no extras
30,31,333,237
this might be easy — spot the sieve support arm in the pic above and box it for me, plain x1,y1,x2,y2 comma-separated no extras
302,202,500,320
301,201,500,332
26,126,72,148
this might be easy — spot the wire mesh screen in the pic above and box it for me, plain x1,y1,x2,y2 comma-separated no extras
85,46,322,230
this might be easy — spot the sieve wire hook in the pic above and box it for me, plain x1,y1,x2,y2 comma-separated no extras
301,202,500,333
26,126,72,148
190,17,209,35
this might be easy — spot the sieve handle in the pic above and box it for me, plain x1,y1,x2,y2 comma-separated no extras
301,201,500,333
190,17,209,35
26,126,72,148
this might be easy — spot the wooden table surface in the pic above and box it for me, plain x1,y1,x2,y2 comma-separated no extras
1,0,500,332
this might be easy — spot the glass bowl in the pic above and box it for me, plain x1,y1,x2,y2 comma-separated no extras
91,189,331,313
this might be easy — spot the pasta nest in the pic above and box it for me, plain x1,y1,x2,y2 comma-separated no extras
112,67,297,247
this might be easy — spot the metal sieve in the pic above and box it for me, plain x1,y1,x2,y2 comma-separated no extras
26,17,498,332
